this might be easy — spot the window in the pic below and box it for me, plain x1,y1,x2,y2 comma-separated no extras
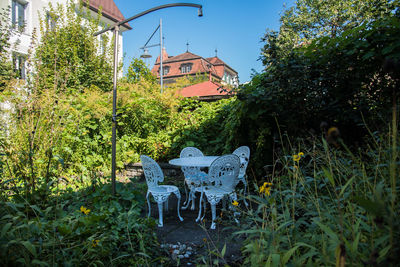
180,64,192,74
12,0,27,31
99,34,106,54
46,12,57,31
162,66,170,75
13,53,26,79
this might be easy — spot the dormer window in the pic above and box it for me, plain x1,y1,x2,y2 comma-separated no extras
163,66,170,75
180,63,192,74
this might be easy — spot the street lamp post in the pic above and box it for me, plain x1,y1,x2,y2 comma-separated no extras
140,18,164,92
94,3,203,195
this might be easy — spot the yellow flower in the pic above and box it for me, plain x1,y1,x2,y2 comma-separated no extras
259,182,272,196
92,239,99,247
80,206,90,215
232,200,239,206
203,238,207,243
327,127,339,137
293,152,304,162
264,187,271,196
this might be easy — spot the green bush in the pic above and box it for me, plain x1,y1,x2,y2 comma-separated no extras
236,130,399,266
0,181,164,266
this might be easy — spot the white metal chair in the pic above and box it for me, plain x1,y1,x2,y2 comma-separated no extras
233,146,250,206
180,147,209,210
140,155,183,227
197,154,240,229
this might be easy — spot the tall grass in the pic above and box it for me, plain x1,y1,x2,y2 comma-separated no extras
235,120,399,266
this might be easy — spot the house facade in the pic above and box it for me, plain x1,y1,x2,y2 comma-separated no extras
151,49,239,88
0,0,130,80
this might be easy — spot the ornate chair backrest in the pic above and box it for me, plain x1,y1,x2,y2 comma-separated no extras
233,146,250,178
140,155,164,189
180,147,204,180
208,154,240,192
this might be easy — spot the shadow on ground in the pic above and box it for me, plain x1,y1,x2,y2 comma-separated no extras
147,195,245,266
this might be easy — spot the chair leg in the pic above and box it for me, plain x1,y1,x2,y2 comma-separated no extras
190,191,196,210
173,190,184,221
206,195,222,230
211,203,217,229
183,180,189,206
196,190,204,222
165,197,169,211
157,202,164,227
201,197,207,221
146,191,151,217
182,189,192,210
229,192,239,224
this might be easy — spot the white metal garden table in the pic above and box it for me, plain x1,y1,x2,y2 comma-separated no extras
169,156,219,168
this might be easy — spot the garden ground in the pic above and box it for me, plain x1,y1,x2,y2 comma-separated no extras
148,194,245,265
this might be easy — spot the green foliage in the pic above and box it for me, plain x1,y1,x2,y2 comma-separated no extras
0,182,164,266
0,6,14,90
229,13,400,176
33,1,113,93
126,57,156,84
262,0,398,64
235,130,399,266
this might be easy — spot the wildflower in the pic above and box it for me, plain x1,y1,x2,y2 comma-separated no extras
259,182,272,196
203,238,207,243
80,206,90,215
232,200,239,206
293,152,304,162
264,187,271,196
92,239,99,247
327,127,339,137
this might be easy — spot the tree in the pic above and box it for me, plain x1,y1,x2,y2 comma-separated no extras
33,1,113,93
126,57,156,84
262,0,398,66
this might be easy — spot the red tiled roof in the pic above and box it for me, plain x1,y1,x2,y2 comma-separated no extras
86,0,131,30
206,56,225,65
206,56,238,75
152,51,221,79
179,81,229,97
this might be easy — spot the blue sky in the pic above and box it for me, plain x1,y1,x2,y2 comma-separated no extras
113,0,294,83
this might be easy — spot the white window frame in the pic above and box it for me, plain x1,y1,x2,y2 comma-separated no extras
181,64,192,74
12,52,27,80
163,66,170,75
11,0,28,32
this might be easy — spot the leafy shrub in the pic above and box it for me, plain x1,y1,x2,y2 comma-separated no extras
0,181,164,266
236,130,399,266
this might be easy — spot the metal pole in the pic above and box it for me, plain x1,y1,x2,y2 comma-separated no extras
93,3,202,196
111,25,119,195
160,18,163,93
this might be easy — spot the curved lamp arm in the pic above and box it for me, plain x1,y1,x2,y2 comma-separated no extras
94,3,202,36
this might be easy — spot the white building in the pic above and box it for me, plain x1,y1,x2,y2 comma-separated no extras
0,0,131,79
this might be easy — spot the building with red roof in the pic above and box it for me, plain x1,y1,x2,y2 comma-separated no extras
151,49,239,89
178,80,232,101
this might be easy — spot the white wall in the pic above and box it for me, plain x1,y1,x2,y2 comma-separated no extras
2,0,125,78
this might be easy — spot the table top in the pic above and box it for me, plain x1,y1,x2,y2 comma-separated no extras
169,156,219,167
